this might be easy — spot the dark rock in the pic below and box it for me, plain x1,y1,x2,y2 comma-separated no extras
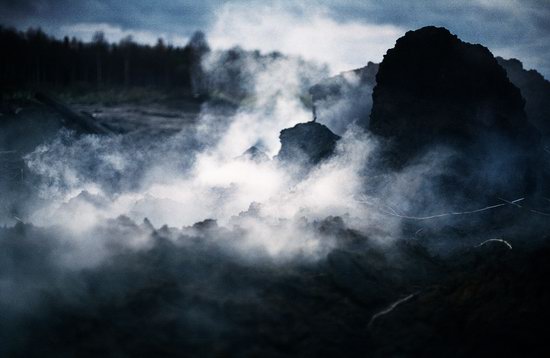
141,217,156,232
326,249,391,306
309,61,378,134
276,122,340,167
368,26,544,198
369,26,535,153
236,201,263,219
192,218,218,230
238,145,269,163
369,244,550,357
497,57,550,139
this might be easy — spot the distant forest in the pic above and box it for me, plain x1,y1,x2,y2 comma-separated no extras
0,26,210,93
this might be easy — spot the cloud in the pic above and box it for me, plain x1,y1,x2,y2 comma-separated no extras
0,0,214,36
321,0,550,76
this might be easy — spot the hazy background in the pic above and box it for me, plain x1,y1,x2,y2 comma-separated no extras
1,0,549,76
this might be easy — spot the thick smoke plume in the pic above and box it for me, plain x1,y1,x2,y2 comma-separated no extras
15,48,387,256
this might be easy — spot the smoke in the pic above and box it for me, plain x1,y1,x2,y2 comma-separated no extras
200,47,328,155
15,47,387,255
12,44,536,257
310,67,377,135
3,19,550,356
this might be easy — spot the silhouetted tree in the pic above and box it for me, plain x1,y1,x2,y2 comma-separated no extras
92,31,107,86
187,31,211,96
119,35,135,87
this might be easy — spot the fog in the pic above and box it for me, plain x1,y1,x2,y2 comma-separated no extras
2,19,550,356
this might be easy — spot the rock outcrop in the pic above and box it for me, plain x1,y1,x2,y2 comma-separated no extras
276,122,340,167
367,26,544,198
497,57,550,139
309,62,378,135
239,145,269,163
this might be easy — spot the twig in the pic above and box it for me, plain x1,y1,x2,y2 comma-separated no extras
498,197,522,208
529,209,550,216
357,196,524,221
476,238,512,250
368,292,418,329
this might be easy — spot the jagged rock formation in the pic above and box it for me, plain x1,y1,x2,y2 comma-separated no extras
497,57,550,139
309,62,378,135
368,26,544,198
369,26,535,153
276,122,340,167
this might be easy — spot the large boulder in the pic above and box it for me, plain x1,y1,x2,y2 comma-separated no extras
309,62,378,135
496,57,550,140
276,122,340,167
367,26,544,198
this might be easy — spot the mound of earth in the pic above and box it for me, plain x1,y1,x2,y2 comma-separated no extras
276,122,340,167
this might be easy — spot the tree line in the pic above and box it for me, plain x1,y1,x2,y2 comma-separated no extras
0,26,210,94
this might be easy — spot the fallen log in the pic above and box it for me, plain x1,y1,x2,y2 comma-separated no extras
34,92,113,135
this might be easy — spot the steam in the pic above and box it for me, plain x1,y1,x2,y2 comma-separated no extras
18,47,389,261
207,3,403,74
3,20,550,358
17,70,546,263
18,44,533,260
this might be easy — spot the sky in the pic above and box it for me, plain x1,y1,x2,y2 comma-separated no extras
1,0,549,77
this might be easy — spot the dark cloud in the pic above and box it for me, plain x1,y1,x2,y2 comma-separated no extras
0,0,218,38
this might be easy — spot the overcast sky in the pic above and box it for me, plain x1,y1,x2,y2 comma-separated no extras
1,0,549,77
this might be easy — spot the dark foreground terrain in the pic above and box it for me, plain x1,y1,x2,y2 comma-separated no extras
2,212,550,357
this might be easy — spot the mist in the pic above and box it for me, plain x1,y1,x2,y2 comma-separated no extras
2,5,550,356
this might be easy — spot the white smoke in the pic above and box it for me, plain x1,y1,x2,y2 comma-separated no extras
19,46,397,261
207,3,404,75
